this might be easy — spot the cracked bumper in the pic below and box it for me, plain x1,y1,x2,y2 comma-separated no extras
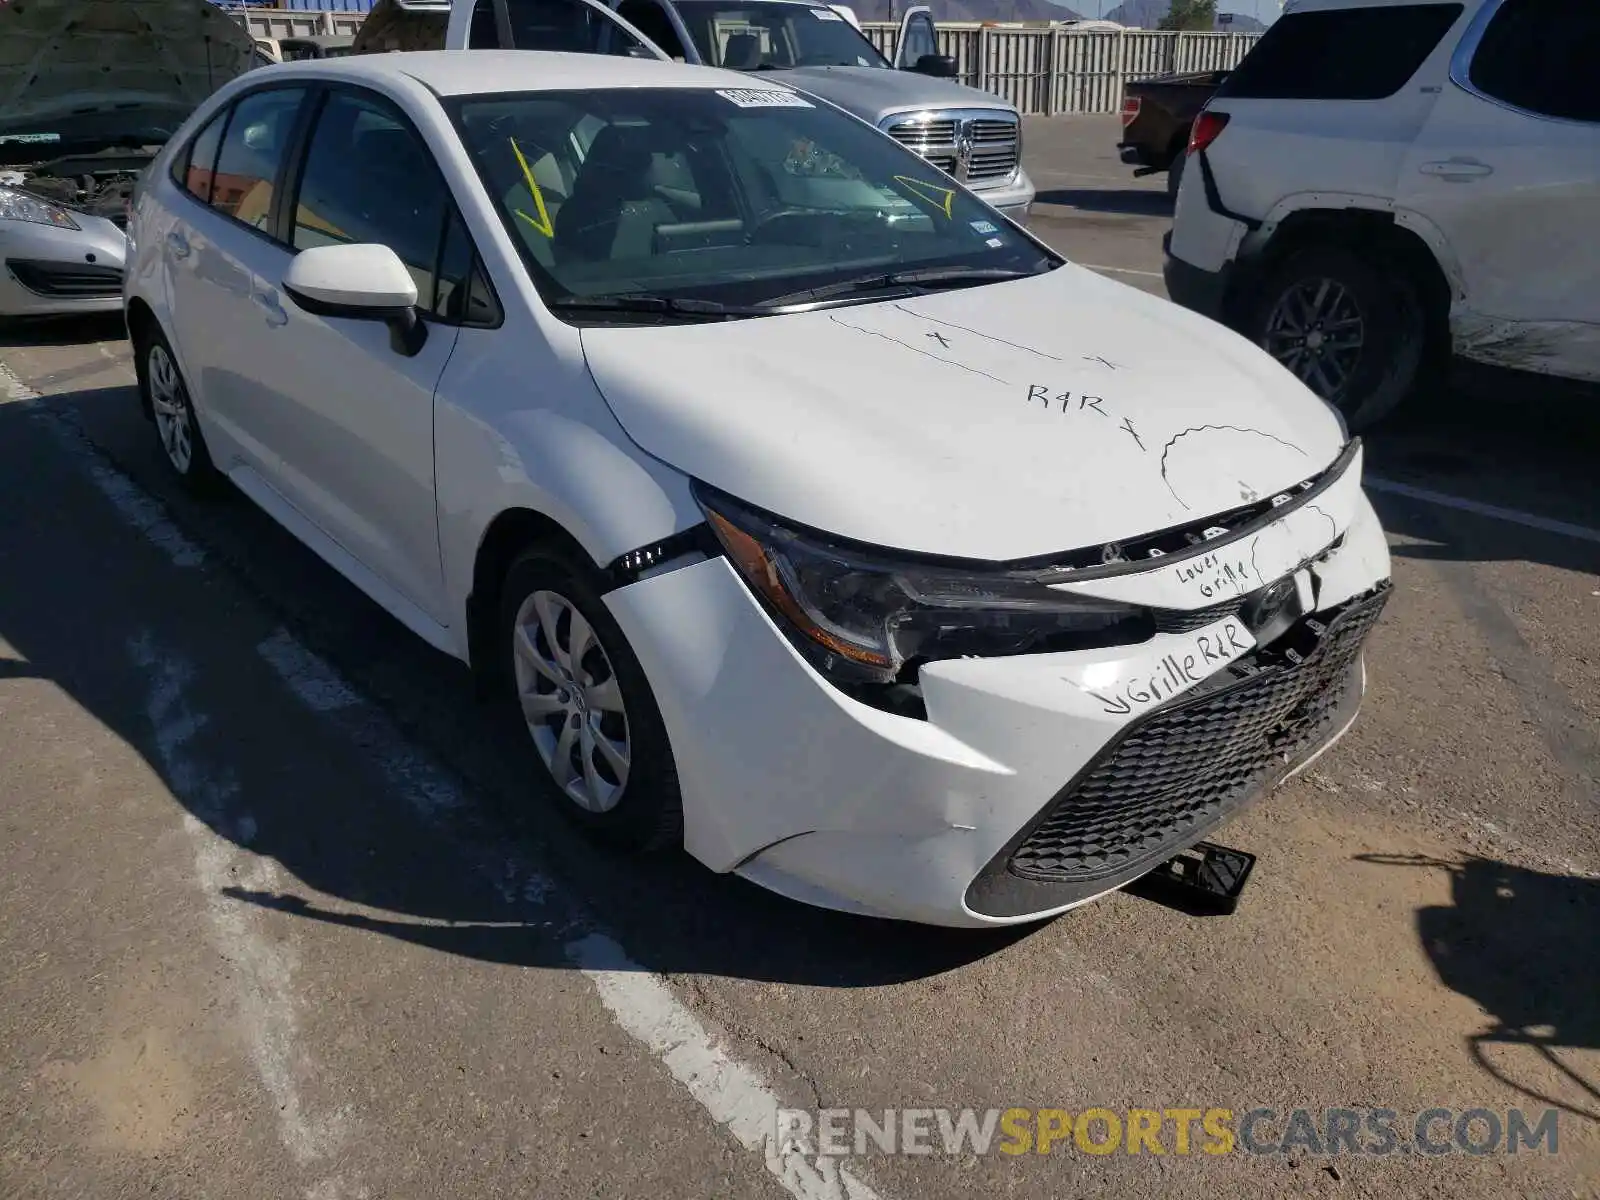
603,457,1390,928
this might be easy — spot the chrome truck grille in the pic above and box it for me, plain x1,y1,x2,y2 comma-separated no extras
881,110,1020,188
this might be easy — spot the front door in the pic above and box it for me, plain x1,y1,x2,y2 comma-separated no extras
1397,0,1600,381
894,5,938,71
265,86,472,623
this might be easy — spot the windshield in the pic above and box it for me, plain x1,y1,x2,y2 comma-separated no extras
450,86,1053,316
671,1,887,68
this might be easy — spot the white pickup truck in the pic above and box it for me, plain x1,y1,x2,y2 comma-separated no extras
360,0,1035,223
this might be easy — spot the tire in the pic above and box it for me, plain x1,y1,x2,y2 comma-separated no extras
1240,243,1428,432
1166,150,1186,200
134,325,221,492
497,544,682,852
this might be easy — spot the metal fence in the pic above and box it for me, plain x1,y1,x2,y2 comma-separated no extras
236,10,1261,116
858,24,1262,114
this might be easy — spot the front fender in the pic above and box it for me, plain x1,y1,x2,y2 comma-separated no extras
434,366,699,661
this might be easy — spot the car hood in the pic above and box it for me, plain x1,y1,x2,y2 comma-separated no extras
581,266,1347,561
0,0,256,133
781,65,1015,121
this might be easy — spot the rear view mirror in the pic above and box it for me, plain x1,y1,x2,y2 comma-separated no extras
910,53,958,79
283,243,428,356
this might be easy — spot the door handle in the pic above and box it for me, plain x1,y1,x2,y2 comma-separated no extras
1420,158,1494,181
165,230,191,259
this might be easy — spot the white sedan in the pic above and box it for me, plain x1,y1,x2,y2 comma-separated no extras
123,50,1392,927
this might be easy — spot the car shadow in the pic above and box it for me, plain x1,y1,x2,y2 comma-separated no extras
0,386,1045,989
0,312,127,349
1355,853,1600,1122
1033,187,1173,217
1365,364,1600,578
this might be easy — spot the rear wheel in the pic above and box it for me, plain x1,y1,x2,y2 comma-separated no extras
497,545,682,851
135,327,220,492
1242,243,1427,431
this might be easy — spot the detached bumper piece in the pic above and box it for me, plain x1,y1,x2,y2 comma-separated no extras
5,258,124,299
967,584,1391,918
1126,841,1256,916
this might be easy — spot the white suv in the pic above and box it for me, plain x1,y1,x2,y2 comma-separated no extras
1164,0,1600,429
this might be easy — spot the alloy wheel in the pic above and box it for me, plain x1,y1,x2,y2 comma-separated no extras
147,344,193,474
1262,277,1366,405
511,588,631,814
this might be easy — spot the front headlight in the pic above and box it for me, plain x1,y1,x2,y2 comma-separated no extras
0,186,81,230
696,484,1154,685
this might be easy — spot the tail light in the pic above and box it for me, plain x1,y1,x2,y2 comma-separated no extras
1120,96,1141,128
1187,110,1230,156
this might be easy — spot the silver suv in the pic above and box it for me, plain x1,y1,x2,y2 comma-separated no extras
374,0,1034,222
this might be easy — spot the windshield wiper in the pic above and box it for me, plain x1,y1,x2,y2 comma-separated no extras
757,260,1055,310
548,294,766,321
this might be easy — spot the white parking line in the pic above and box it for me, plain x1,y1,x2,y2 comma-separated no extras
1366,476,1600,546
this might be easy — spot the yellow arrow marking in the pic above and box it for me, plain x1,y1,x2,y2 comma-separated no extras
893,174,956,218
509,136,554,238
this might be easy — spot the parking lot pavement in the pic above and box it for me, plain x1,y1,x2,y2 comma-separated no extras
3,125,1599,1199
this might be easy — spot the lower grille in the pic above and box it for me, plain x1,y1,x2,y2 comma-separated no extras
6,258,124,299
1005,584,1390,888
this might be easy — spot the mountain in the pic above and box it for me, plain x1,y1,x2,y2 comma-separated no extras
1104,0,1265,28
851,0,1085,19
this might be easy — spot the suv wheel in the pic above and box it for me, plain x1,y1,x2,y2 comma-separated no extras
497,545,682,851
1244,244,1427,431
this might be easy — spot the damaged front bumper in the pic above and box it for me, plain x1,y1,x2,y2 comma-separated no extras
603,449,1391,928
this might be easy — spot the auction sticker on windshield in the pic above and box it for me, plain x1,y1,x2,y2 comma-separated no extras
716,88,815,108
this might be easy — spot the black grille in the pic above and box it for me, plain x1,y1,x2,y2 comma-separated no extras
6,258,124,298
1154,596,1245,633
1006,585,1390,887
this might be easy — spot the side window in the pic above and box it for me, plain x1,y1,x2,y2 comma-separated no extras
1467,0,1600,123
175,110,228,204
468,0,503,46
900,13,937,66
501,0,654,55
616,0,687,59
1217,4,1463,101
209,88,307,229
290,90,452,309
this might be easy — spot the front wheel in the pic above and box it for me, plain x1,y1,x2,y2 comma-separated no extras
497,546,682,852
1241,244,1428,431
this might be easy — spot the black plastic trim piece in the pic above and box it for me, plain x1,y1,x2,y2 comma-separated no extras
1198,147,1263,232
604,524,720,589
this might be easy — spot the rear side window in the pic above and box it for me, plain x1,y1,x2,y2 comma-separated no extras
176,111,228,203
1467,0,1600,123
1217,4,1463,101
209,88,307,229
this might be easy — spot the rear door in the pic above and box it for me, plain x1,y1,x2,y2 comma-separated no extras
893,5,938,71
162,84,311,476
1170,0,1469,274
1397,0,1600,381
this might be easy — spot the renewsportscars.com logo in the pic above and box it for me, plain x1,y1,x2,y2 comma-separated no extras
773,1106,1561,1159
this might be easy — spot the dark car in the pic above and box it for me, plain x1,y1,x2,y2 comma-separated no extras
1117,69,1227,197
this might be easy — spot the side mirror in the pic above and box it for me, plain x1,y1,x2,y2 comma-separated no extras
283,243,428,356
909,53,958,79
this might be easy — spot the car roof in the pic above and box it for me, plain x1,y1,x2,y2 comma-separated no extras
270,50,773,97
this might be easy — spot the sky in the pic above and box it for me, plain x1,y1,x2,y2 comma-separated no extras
1063,0,1282,22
